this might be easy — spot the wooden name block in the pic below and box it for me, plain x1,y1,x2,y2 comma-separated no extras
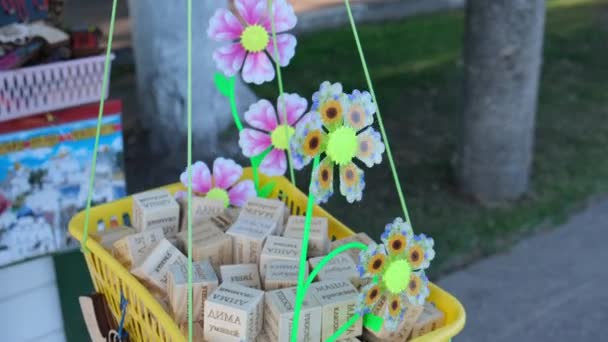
239,197,286,234
179,322,205,340
308,254,363,288
204,283,265,342
361,294,424,342
179,197,225,231
205,212,237,232
283,216,329,257
263,260,308,291
176,221,225,249
152,292,171,313
132,189,180,237
167,260,219,324
220,264,262,289
264,287,322,342
176,223,233,273
309,280,362,340
409,302,445,339
225,207,242,221
113,227,164,269
131,239,187,294
331,232,375,263
259,236,301,278
283,207,291,225
91,226,136,250
256,331,272,342
226,216,275,264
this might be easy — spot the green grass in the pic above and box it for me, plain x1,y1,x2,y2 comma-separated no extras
256,0,608,277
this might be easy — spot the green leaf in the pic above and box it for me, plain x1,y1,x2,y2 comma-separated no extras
214,73,235,98
258,181,277,198
251,147,273,168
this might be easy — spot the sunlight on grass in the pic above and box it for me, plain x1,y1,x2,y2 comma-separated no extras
548,0,599,9
373,53,458,79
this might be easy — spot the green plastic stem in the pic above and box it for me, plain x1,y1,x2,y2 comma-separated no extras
327,315,361,342
290,155,320,342
305,241,367,289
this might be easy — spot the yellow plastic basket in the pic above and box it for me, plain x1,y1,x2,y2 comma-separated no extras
69,169,465,342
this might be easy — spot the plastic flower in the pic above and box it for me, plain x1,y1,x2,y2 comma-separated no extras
356,218,435,331
179,158,256,207
207,0,297,85
239,93,308,176
290,81,385,203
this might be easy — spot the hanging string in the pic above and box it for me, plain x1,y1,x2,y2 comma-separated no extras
80,0,117,253
186,0,194,340
268,0,296,186
343,0,412,225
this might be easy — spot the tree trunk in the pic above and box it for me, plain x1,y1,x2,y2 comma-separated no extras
127,0,256,165
457,0,546,205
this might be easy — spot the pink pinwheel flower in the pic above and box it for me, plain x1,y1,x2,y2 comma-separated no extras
239,93,308,176
207,0,297,85
179,158,256,207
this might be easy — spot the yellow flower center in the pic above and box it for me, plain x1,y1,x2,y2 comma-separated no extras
326,126,357,166
383,259,412,295
241,25,269,53
206,187,230,208
270,124,295,150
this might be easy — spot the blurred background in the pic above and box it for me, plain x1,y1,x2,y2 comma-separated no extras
1,0,607,341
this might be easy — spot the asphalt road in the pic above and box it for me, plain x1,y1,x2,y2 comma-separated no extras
439,197,608,342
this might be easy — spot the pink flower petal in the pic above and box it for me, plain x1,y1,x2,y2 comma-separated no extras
207,8,244,42
244,99,278,131
263,0,297,33
260,148,287,176
228,180,256,207
235,0,266,26
239,128,272,157
212,157,243,190
242,51,275,85
213,43,247,77
180,161,212,194
266,33,296,67
276,93,308,126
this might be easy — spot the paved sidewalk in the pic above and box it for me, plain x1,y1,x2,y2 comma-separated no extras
439,197,608,342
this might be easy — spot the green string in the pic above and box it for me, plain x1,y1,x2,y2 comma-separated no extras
215,73,263,193
80,0,118,253
186,0,194,341
343,0,412,225
268,0,296,186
